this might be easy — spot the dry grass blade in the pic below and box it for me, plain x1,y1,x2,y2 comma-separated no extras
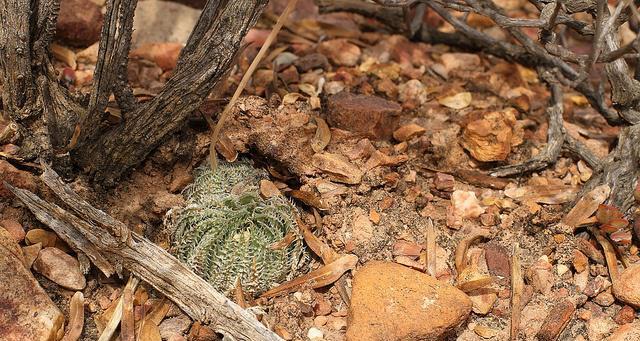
510,243,524,341
261,254,358,298
137,298,170,341
234,278,248,308
209,0,299,170
61,292,84,341
425,218,436,277
588,227,620,283
98,276,140,341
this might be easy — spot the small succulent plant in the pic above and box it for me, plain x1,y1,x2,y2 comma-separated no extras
167,160,305,296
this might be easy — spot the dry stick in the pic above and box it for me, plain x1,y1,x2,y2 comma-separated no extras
98,276,140,341
425,218,436,277
510,243,524,341
209,0,298,170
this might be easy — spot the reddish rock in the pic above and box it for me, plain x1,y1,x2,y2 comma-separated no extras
434,172,455,192
483,243,510,279
347,261,471,341
613,305,636,325
0,219,25,242
131,43,183,71
0,160,37,199
326,92,401,140
294,53,330,72
33,247,86,290
536,300,576,341
318,39,361,66
56,0,104,47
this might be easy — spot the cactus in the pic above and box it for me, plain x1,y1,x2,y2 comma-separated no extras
167,160,305,296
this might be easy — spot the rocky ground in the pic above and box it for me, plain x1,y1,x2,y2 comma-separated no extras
1,0,640,340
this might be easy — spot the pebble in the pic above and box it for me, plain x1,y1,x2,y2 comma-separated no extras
0,160,37,199
397,79,428,107
0,219,25,242
33,247,86,290
613,305,636,325
318,39,361,66
307,327,324,341
536,300,575,341
326,92,401,140
56,0,103,47
0,228,64,340
347,261,471,341
613,263,640,307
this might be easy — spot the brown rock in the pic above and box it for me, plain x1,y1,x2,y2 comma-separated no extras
462,109,521,162
573,250,589,273
593,290,615,307
313,296,332,316
312,153,363,185
468,288,497,315
613,263,640,307
326,92,401,140
159,316,191,340
526,257,554,295
0,219,25,242
536,300,576,341
347,261,472,341
613,305,636,325
56,0,103,47
605,320,640,341
397,80,428,107
25,228,66,250
434,172,455,192
0,160,37,199
22,243,42,268
483,243,511,279
33,247,86,290
131,42,183,71
0,228,64,340
318,39,361,66
352,210,374,247
294,53,330,72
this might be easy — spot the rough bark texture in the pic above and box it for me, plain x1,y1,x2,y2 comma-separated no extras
7,166,283,341
73,0,267,185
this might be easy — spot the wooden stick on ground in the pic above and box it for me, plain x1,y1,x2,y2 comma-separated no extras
510,243,524,341
6,166,283,341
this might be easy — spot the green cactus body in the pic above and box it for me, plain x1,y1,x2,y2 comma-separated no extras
168,160,305,296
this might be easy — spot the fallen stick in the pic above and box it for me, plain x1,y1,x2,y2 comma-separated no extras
6,166,282,341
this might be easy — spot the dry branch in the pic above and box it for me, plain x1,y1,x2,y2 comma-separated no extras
6,166,282,341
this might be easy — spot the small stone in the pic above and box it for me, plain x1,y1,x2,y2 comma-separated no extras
613,263,640,307
326,92,401,140
605,321,640,341
392,240,423,257
352,210,374,247
131,43,183,71
536,300,576,341
307,327,324,341
56,0,103,46
22,243,42,268
314,316,328,327
483,243,511,279
132,1,200,48
294,53,330,72
613,305,635,325
526,257,554,295
33,247,86,290
25,229,61,248
462,109,521,162
327,316,347,331
393,123,426,142
556,264,570,276
313,297,332,316
397,80,428,107
159,316,192,340
347,261,472,341
274,325,293,341
318,39,361,66
434,173,455,192
0,219,25,242
312,153,363,185
451,190,485,219
593,291,615,307
0,160,37,199
468,289,497,315
573,250,589,273
369,209,381,224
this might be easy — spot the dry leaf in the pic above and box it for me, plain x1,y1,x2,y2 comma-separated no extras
393,123,425,142
438,92,472,109
259,179,281,198
312,153,363,184
298,218,338,263
61,292,84,341
261,254,358,298
311,116,331,153
51,43,77,69
560,185,611,229
288,189,327,210
282,92,304,105
298,83,316,96
268,232,297,250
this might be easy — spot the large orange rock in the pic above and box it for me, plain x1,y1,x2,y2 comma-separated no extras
347,261,472,341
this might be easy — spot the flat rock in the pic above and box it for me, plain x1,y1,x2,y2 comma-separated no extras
56,0,103,47
347,261,472,341
0,219,25,242
0,228,64,340
0,160,37,199
33,247,86,290
613,263,640,307
318,39,361,66
326,92,401,140
132,1,201,48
